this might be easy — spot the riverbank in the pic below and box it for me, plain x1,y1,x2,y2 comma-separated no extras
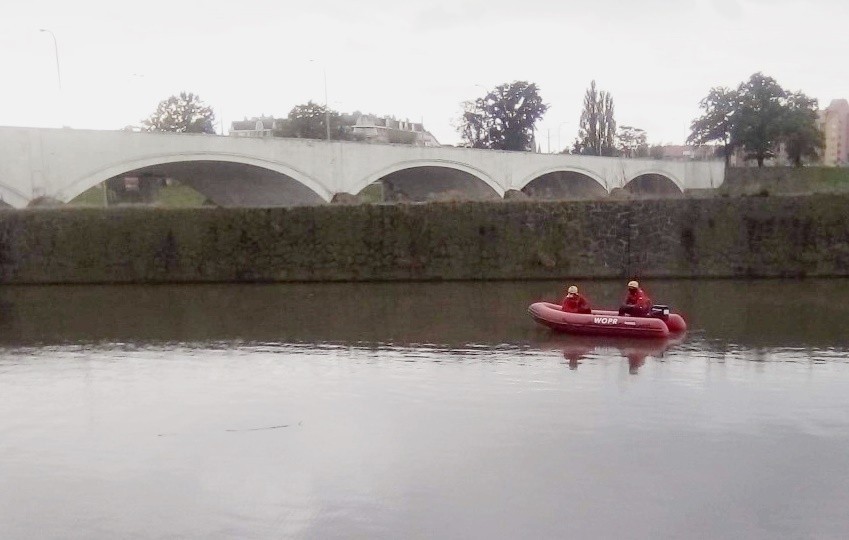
718,167,849,196
1,194,847,284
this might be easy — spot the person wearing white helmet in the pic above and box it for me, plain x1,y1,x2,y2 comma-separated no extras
618,280,652,317
561,285,592,314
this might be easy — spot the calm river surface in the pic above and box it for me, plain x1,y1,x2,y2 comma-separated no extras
2,279,849,539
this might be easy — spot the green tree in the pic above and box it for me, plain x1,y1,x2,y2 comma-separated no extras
281,101,360,140
781,91,823,167
143,92,216,134
569,138,584,155
649,145,665,160
689,74,825,167
576,81,617,156
286,101,337,140
458,81,549,151
733,73,787,167
687,87,738,165
617,125,648,158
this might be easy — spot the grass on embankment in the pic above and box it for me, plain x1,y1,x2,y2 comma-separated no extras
721,167,849,195
69,182,208,207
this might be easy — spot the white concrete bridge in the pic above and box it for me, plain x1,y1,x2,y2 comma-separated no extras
0,126,725,208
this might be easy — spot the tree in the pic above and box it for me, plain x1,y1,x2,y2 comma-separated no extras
687,87,738,165
279,102,361,141
458,81,549,151
617,125,648,158
733,73,787,167
598,91,617,156
143,92,216,134
576,81,617,156
570,138,585,155
578,82,599,155
286,101,337,140
689,74,825,168
649,145,665,160
782,91,823,167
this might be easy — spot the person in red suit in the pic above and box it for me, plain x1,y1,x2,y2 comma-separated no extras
561,285,592,314
619,280,652,317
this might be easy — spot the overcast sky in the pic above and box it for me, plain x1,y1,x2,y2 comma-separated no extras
1,0,846,149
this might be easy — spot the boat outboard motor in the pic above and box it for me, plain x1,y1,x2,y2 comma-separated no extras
650,305,670,320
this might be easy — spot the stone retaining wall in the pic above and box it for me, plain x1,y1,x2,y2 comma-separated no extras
0,195,847,284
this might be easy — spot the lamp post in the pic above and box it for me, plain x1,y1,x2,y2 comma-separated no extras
323,68,330,141
39,29,62,91
39,28,65,130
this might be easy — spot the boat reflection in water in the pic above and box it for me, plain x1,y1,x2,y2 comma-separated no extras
539,334,686,374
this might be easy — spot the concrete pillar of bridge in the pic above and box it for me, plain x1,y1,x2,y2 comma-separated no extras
26,131,48,200
330,192,362,205
27,196,63,207
504,189,530,200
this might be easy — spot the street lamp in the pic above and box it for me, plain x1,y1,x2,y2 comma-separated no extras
39,29,62,91
322,68,330,141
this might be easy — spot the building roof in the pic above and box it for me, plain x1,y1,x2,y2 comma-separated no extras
231,117,280,131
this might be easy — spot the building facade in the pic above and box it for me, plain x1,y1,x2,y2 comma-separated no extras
658,145,719,160
350,115,440,146
818,99,849,166
230,116,286,138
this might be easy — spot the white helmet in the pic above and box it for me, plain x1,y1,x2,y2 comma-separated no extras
628,280,639,289
567,285,578,294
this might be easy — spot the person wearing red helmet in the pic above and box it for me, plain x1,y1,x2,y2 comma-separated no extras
561,285,592,314
618,280,652,317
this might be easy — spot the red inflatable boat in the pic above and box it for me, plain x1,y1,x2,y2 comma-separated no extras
528,302,687,338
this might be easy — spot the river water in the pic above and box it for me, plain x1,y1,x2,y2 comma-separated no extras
1,279,848,539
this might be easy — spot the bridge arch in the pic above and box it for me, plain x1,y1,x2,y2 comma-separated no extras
56,152,334,204
623,169,684,194
515,166,608,193
518,166,610,199
350,160,504,200
0,182,31,208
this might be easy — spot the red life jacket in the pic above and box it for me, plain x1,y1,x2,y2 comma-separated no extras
625,288,652,311
562,293,591,314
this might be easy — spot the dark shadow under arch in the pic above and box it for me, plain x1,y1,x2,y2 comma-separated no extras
103,161,326,207
522,171,607,200
624,174,683,197
367,166,501,202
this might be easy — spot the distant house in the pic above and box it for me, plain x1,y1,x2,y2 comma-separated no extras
657,145,718,161
229,113,441,146
351,115,440,146
818,99,849,166
230,116,286,138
